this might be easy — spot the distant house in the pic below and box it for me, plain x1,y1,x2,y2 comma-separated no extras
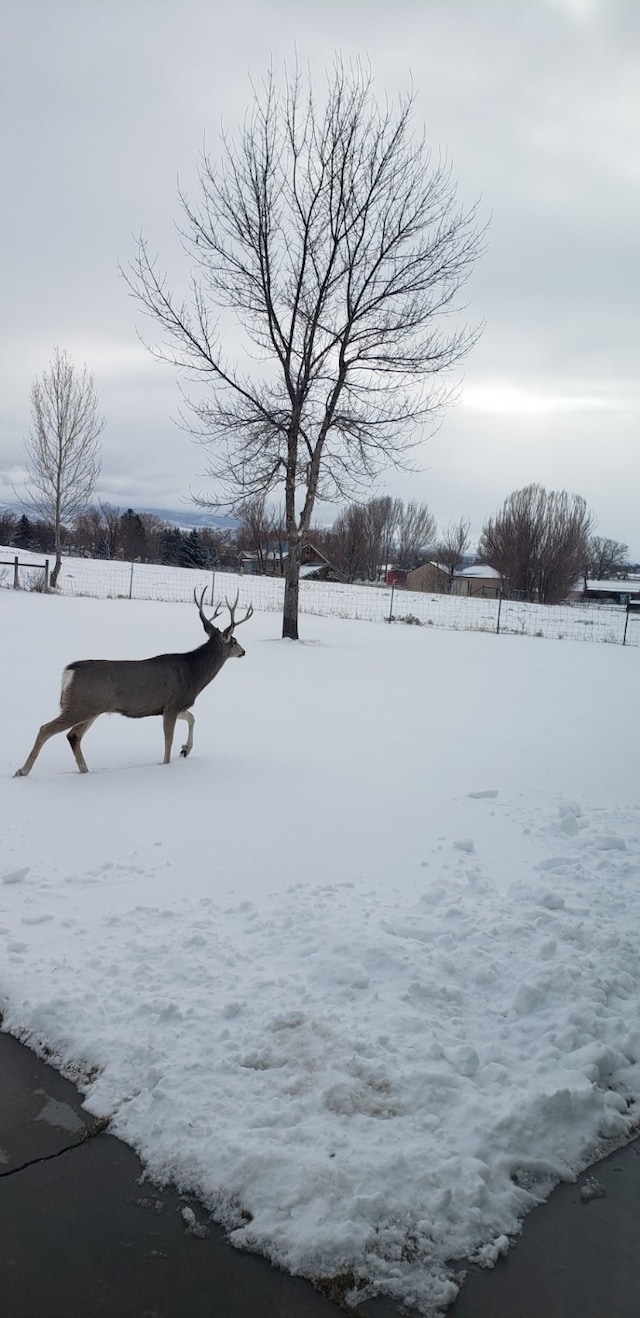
240,541,336,579
451,565,503,598
405,562,502,597
239,550,270,575
405,561,449,593
299,559,341,582
219,551,241,571
579,579,640,605
386,567,407,586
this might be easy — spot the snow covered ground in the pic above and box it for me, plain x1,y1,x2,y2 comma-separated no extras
2,590,640,1314
2,544,635,644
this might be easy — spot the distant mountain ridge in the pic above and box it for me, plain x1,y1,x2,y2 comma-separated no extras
134,506,239,532
1,498,238,532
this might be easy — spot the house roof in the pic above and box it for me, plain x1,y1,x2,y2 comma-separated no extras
408,561,502,580
240,541,330,563
457,565,502,580
586,579,640,593
407,561,449,575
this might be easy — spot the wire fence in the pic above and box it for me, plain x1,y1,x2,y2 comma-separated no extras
2,548,639,647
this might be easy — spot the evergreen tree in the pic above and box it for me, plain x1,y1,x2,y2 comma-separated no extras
119,509,147,561
15,514,33,548
181,527,207,568
160,526,183,565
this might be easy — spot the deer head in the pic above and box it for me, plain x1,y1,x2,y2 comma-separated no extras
194,588,254,656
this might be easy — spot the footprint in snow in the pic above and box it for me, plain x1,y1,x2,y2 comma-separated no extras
596,835,626,851
1,867,30,885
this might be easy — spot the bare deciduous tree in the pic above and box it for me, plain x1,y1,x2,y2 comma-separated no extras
99,501,123,559
318,495,402,582
586,535,630,582
125,61,484,638
393,500,437,571
235,494,286,574
324,503,369,582
436,516,471,586
22,349,104,587
479,485,593,604
364,496,402,581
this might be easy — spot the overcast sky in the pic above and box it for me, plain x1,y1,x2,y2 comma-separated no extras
1,0,638,551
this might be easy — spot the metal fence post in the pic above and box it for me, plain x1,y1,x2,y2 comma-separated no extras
44,559,50,592
13,556,19,589
623,602,630,646
496,592,503,634
129,560,135,600
388,583,395,622
209,568,216,609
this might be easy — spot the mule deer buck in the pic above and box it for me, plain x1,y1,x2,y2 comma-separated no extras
14,590,253,776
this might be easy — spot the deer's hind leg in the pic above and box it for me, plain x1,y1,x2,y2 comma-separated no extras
162,711,179,764
15,713,79,777
67,718,97,774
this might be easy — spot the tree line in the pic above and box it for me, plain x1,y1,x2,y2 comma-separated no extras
0,505,224,569
2,485,631,604
233,487,631,603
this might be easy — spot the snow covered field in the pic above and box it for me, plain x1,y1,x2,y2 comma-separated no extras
2,590,640,1313
2,544,636,645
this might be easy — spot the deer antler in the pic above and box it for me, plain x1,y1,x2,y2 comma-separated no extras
194,587,223,636
224,590,254,634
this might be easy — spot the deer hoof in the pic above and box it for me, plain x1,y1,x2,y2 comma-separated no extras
180,744,190,758
14,768,27,778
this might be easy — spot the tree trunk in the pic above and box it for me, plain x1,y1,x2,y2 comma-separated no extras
50,550,62,589
50,491,63,589
282,544,302,639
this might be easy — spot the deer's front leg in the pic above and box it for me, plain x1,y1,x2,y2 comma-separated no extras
178,709,195,758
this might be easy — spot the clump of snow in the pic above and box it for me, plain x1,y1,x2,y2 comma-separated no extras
580,1176,607,1202
2,593,640,1314
181,1204,210,1238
